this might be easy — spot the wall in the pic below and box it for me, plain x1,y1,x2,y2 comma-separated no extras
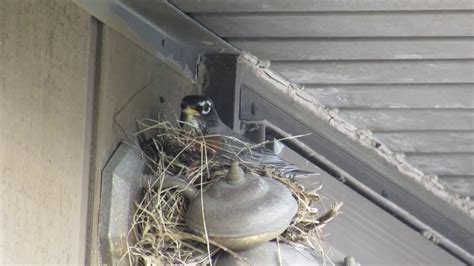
169,0,473,259
171,0,474,202
87,26,196,264
0,0,94,263
0,0,196,263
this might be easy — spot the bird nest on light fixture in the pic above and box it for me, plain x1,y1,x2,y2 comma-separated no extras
123,118,343,265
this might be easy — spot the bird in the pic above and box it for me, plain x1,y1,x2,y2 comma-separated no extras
179,95,320,179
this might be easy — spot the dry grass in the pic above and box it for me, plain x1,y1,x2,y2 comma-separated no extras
124,119,342,265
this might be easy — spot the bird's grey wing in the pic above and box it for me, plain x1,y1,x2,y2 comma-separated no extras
238,144,319,179
207,122,319,179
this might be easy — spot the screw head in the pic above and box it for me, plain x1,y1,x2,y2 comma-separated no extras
251,103,257,116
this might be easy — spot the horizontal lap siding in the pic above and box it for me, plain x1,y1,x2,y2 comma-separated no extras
228,38,474,60
306,84,474,108
171,0,474,12
271,60,474,84
179,2,474,196
373,132,474,153
437,176,474,197
337,109,474,131
406,154,474,176
192,12,474,38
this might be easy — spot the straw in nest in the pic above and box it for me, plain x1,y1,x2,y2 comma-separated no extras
124,119,342,265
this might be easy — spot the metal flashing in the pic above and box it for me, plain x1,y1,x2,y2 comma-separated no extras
73,0,238,81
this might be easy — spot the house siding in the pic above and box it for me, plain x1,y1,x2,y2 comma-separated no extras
172,0,474,198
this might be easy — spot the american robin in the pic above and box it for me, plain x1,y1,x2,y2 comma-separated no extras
179,95,319,179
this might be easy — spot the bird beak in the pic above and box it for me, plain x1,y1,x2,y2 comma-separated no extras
180,106,200,129
182,106,200,116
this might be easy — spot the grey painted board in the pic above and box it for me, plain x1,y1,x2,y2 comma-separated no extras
193,12,474,38
306,84,474,108
173,0,474,241
200,54,240,130
229,38,474,60
439,176,474,196
238,84,474,256
72,0,238,81
271,60,474,84
338,109,474,130
172,0,474,12
278,147,464,265
406,154,474,175
374,132,474,153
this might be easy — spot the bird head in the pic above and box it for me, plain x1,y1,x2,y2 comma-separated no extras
179,95,220,132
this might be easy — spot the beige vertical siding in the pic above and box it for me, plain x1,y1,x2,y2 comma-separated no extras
0,1,197,263
87,26,196,265
0,0,93,264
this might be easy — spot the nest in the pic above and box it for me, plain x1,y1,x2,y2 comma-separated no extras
124,119,343,265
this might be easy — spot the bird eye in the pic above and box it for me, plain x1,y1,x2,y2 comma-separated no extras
201,104,211,115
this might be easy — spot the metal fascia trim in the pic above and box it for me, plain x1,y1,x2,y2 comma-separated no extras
73,0,239,81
